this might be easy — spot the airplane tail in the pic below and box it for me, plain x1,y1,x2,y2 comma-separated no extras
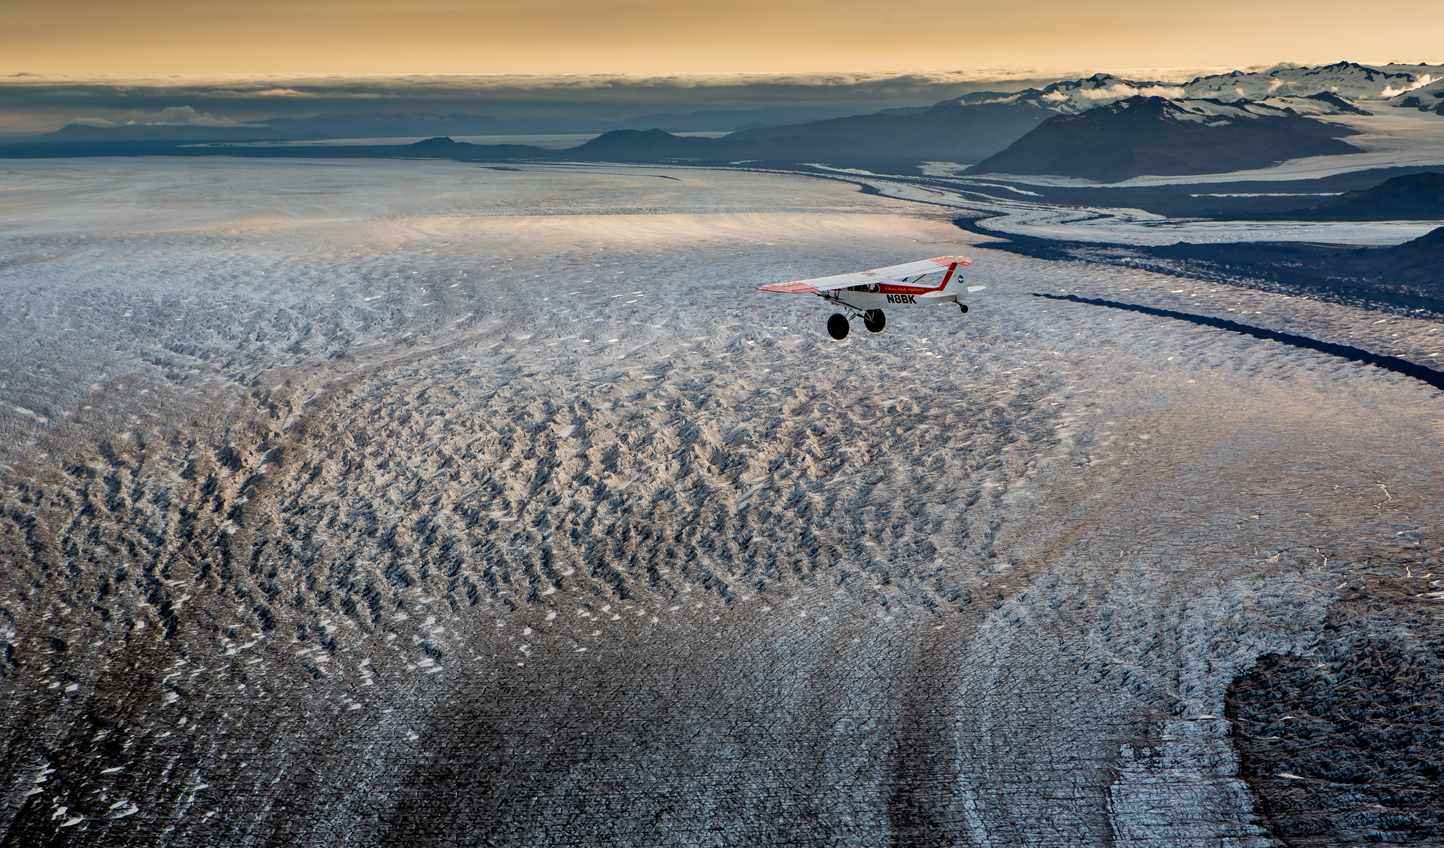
940,265,966,295
920,263,984,302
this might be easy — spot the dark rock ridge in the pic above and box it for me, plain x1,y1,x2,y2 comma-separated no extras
1396,94,1444,115
1304,91,1372,115
410,135,464,148
966,96,1362,183
1296,171,1444,220
566,127,720,160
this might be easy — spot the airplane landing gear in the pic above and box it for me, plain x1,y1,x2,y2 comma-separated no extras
827,313,850,340
863,309,886,333
958,302,969,314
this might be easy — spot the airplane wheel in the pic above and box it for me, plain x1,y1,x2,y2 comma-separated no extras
827,313,850,340
863,309,886,333
959,303,969,314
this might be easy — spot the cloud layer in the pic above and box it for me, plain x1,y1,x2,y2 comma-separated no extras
69,105,245,128
0,72,1077,133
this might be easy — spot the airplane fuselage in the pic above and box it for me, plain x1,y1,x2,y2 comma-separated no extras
823,281,963,311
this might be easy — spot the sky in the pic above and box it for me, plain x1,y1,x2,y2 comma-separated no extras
2,0,1441,134
6,0,1441,78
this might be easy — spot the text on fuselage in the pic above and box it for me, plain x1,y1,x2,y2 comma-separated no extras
886,294,918,304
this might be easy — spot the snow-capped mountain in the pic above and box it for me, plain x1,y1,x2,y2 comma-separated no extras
951,74,1191,116
1389,77,1444,115
1149,94,1369,120
1180,61,1432,102
942,62,1438,116
1257,92,1372,116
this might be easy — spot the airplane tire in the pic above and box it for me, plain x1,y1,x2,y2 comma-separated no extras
959,303,969,314
863,309,886,333
827,313,850,340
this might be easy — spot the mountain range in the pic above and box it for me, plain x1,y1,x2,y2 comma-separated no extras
967,62,1436,115
3,61,1439,182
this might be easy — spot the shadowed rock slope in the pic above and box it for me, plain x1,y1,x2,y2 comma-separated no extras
1297,171,1444,220
967,96,1361,182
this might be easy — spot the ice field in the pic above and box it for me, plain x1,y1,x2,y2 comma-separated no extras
1,159,1441,846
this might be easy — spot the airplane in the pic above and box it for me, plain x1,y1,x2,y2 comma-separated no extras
757,255,985,339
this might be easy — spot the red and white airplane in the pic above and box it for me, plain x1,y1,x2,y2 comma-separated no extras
758,255,984,339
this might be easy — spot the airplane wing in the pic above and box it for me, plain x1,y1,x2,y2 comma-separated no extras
757,255,973,294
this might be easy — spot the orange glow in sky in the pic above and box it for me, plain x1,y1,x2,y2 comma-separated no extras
4,0,1441,77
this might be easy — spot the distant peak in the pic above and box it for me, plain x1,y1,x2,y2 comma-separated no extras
1304,91,1372,114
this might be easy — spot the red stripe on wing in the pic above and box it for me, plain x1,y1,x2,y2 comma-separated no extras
757,281,821,293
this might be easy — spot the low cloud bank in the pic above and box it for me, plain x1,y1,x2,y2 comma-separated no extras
69,105,245,128
0,71,1074,133
1076,83,1186,100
